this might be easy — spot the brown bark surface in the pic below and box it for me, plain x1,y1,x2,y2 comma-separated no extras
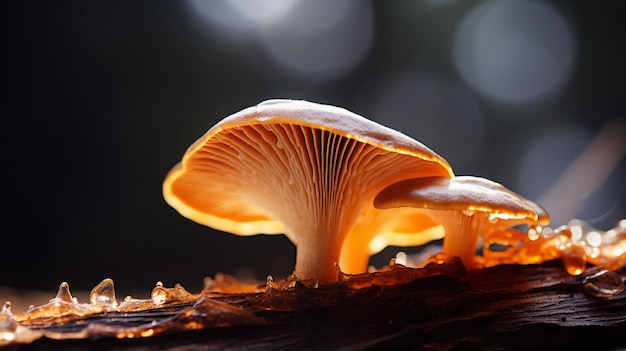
5,260,626,351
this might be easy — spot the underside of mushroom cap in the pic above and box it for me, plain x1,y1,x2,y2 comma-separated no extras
374,176,547,222
163,100,455,237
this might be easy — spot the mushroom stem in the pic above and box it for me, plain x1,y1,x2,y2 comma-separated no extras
294,231,342,283
439,213,481,268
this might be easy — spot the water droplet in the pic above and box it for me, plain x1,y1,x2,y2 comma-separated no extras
151,287,167,305
265,275,277,291
568,219,586,241
528,225,542,241
156,281,164,288
1,302,11,315
0,301,16,341
462,209,475,217
583,270,625,297
488,214,499,224
54,282,74,303
563,245,587,275
90,278,117,309
541,226,554,238
395,252,407,266
388,258,397,266
586,231,603,248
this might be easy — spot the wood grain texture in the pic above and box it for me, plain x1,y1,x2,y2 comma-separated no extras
6,260,626,351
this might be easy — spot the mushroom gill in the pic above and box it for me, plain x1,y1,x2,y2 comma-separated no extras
163,100,454,284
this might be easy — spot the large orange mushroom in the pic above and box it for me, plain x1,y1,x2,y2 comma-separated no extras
374,176,550,269
162,99,453,283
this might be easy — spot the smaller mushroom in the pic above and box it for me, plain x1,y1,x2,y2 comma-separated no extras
374,176,550,269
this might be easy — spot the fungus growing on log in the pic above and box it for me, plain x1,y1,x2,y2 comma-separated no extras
374,176,550,269
162,99,453,283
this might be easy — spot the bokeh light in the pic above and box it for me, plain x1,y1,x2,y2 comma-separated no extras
452,0,576,106
356,71,485,169
186,0,374,81
185,0,297,41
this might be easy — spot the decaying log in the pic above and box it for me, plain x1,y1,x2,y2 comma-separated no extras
4,260,626,351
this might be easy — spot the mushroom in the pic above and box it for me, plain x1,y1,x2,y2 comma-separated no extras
374,176,550,269
162,99,454,284
339,207,444,274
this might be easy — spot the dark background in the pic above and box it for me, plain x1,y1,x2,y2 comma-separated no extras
3,1,625,302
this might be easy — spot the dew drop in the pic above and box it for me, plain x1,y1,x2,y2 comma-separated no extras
151,287,167,306
1,302,11,315
541,226,554,238
488,214,499,224
265,275,277,291
528,225,542,241
54,282,74,303
462,209,475,217
586,231,603,248
395,252,407,266
0,301,16,341
568,219,585,241
563,245,587,275
156,281,164,288
90,278,117,309
583,270,625,297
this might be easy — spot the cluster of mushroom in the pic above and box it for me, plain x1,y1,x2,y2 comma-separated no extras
162,100,549,284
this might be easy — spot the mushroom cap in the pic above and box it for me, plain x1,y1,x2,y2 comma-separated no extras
163,99,455,238
374,176,549,224
374,176,550,268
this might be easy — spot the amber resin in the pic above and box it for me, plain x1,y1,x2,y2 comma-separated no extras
483,219,626,274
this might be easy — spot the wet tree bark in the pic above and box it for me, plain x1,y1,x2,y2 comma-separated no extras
8,260,626,351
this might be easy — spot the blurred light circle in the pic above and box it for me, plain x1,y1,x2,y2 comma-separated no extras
259,0,374,79
186,0,297,41
452,0,575,105
186,0,373,81
363,72,485,170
